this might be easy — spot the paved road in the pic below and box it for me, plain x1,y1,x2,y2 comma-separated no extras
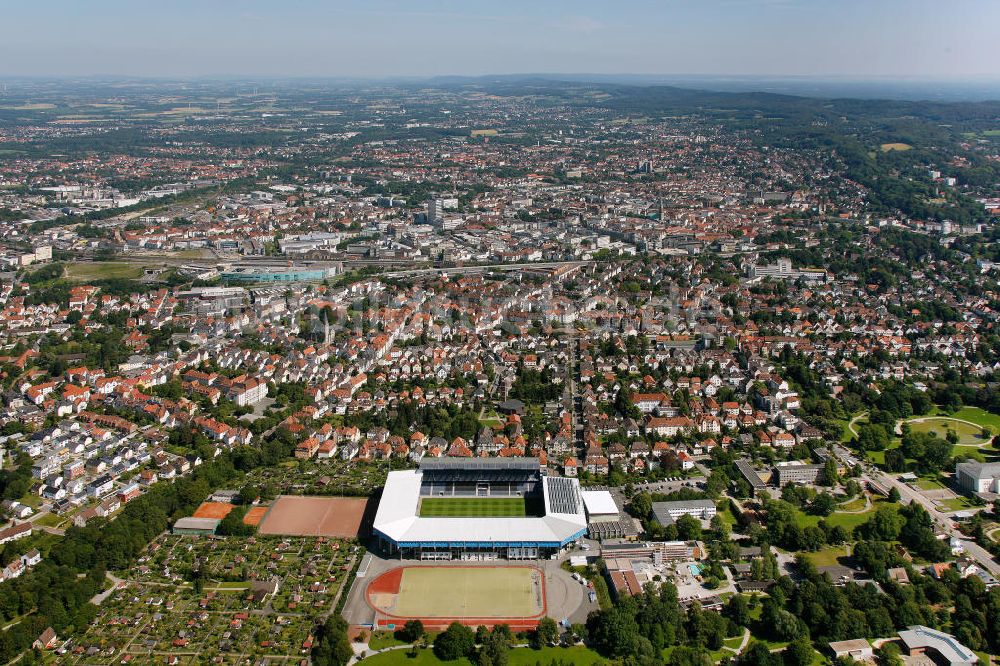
90,572,125,606
846,412,868,439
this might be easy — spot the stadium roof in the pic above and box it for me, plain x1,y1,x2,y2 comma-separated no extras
419,457,540,472
373,470,586,547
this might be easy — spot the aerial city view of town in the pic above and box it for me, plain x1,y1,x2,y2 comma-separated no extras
2,3,1000,666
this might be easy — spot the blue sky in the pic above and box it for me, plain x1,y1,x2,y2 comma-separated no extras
3,0,998,79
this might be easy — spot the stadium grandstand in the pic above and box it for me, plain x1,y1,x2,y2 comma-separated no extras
373,457,588,560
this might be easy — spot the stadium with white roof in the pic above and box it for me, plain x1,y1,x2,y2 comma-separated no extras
373,457,589,560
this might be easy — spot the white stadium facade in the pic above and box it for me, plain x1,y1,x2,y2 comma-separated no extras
373,457,588,560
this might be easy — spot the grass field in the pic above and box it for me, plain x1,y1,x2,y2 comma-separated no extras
391,567,542,618
358,646,603,666
880,142,912,152
938,497,975,512
64,262,144,282
795,499,899,532
838,497,867,511
950,407,1000,431
907,417,988,446
802,546,850,567
419,496,529,518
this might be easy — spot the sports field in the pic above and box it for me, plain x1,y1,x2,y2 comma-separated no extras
193,502,236,520
256,495,370,537
367,566,545,624
418,496,528,517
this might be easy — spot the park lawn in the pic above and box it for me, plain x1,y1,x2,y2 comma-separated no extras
950,407,1000,431
64,261,143,281
17,493,42,509
508,646,605,665
907,417,985,446
717,503,740,528
802,546,850,567
358,649,472,665
35,513,64,528
751,636,791,651
869,438,902,467
938,497,975,512
368,631,408,651
214,581,251,590
359,646,603,666
953,445,997,462
838,497,867,512
916,476,948,491
795,500,898,532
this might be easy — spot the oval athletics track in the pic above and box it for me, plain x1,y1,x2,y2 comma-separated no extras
365,565,547,631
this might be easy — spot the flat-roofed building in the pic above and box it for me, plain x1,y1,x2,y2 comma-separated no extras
172,517,220,536
955,460,1000,494
898,626,977,666
773,462,822,486
828,639,873,661
651,499,716,526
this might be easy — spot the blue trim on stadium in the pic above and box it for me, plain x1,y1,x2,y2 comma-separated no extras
374,527,588,550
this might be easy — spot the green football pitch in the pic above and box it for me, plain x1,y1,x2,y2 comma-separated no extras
418,496,528,517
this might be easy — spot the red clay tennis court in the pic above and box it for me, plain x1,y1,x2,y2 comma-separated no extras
366,565,547,631
193,502,236,520
255,495,370,538
242,506,269,526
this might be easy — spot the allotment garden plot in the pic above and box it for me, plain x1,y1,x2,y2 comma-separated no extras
70,533,359,663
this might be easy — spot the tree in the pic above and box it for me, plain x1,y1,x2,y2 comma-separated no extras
398,619,424,643
434,622,475,661
809,492,836,517
216,506,256,537
724,593,752,627
534,617,559,647
739,640,780,666
820,458,840,486
888,486,901,503
883,448,906,472
783,636,815,666
629,492,652,520
312,616,353,666
479,625,510,666
900,432,953,473
669,645,713,666
875,642,904,666
675,514,703,541
587,604,640,657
